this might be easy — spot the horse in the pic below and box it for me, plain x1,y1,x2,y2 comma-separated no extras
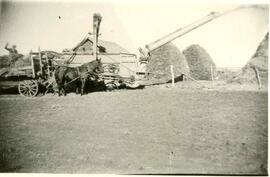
54,59,104,96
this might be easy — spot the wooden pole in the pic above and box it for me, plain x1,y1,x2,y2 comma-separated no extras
170,65,175,87
169,151,173,173
45,52,50,77
30,55,35,78
210,64,214,81
253,66,262,89
38,47,43,75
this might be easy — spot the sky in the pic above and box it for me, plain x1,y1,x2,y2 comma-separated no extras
0,0,268,67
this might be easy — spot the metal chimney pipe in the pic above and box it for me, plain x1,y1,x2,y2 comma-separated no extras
93,13,102,60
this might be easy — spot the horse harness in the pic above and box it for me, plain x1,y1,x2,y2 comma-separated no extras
64,68,99,86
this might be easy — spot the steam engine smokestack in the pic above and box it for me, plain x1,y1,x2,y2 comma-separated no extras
93,13,102,60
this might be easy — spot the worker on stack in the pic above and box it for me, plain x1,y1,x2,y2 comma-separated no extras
4,43,21,66
5,43,18,55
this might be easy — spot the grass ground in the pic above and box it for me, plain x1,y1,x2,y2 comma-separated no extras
0,87,267,174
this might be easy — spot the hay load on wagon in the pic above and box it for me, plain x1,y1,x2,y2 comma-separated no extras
0,50,61,78
0,51,32,77
145,42,190,85
230,33,268,87
183,44,216,80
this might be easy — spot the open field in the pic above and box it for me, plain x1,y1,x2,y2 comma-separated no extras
0,87,267,174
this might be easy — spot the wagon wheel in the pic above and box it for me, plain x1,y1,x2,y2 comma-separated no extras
18,80,39,97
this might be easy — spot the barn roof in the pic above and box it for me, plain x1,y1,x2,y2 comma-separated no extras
72,37,130,54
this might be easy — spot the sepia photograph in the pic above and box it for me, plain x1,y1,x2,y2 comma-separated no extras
0,0,268,175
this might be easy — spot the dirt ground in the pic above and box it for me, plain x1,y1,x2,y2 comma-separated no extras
0,84,267,174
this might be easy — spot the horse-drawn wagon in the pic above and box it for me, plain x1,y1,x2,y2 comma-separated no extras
0,50,56,97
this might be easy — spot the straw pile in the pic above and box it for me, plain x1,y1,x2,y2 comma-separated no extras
145,42,190,84
0,55,11,69
14,55,31,68
183,44,216,80
230,33,268,85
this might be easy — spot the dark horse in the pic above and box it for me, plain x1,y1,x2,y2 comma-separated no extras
55,59,104,96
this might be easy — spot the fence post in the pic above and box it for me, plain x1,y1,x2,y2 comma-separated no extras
253,66,262,89
170,65,175,87
210,64,214,81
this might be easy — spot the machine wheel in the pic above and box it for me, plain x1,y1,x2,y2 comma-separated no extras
106,83,117,91
18,80,39,97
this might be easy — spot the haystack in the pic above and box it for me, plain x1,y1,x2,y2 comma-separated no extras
13,55,31,68
145,42,190,84
0,55,11,69
183,44,216,80
230,33,268,85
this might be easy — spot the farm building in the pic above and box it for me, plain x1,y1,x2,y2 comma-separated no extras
60,36,139,79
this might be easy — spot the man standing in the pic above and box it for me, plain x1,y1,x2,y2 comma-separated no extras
4,43,20,66
5,43,18,55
